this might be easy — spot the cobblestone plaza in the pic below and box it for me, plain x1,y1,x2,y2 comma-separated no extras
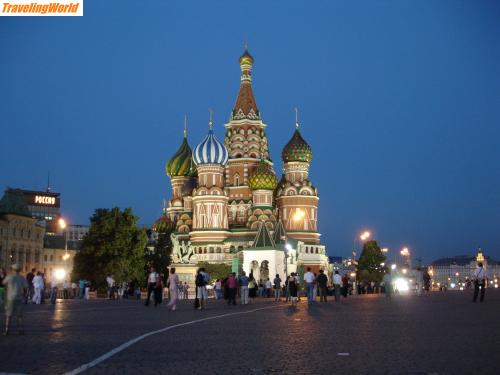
1,291,499,375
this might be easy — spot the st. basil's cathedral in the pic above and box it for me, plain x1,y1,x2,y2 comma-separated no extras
155,48,328,282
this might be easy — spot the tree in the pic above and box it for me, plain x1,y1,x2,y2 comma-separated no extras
144,225,174,276
196,262,231,282
356,240,387,283
72,207,148,291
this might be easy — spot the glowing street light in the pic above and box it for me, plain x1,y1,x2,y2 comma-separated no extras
400,247,410,257
58,218,67,230
360,231,371,241
391,264,397,270
381,248,388,253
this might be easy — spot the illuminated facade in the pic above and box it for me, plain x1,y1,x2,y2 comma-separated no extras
157,49,328,280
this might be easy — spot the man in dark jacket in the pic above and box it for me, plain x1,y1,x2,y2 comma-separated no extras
317,269,328,302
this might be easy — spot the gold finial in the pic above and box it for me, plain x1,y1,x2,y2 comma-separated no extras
209,108,213,130
183,114,187,138
294,107,299,129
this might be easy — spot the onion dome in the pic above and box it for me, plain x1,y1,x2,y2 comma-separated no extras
248,160,278,190
282,128,312,163
239,48,254,65
193,115,229,166
166,132,197,177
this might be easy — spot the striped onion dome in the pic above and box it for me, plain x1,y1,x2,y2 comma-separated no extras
282,128,312,163
166,136,197,177
193,128,229,166
248,160,278,191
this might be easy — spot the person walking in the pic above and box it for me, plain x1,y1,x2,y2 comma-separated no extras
317,269,328,302
32,271,44,305
472,262,487,303
196,268,209,310
226,272,238,305
166,268,180,311
304,267,315,305
273,274,282,302
239,272,249,305
333,271,342,302
3,264,28,335
144,267,158,306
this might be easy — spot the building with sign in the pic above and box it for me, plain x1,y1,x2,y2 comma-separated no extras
155,49,328,282
5,188,61,233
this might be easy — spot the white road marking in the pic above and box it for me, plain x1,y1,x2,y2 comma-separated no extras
63,304,281,375
337,352,350,356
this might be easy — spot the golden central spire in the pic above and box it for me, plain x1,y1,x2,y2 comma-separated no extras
295,107,299,129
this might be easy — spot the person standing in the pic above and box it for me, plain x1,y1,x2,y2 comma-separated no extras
383,272,392,298
0,268,6,305
248,276,257,299
166,268,179,311
317,270,328,302
288,273,298,307
145,267,158,306
78,278,85,299
265,278,272,298
71,282,77,298
106,274,115,300
25,268,35,303
226,273,238,305
183,282,189,300
214,279,222,300
155,273,164,306
303,267,316,305
63,280,69,299
3,264,28,335
239,272,250,305
32,271,44,305
333,271,342,302
342,273,350,298
273,274,282,302
473,262,487,303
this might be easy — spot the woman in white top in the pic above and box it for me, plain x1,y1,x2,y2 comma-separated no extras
32,271,44,304
166,268,180,311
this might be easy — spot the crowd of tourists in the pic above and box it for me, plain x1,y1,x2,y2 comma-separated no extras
0,261,490,335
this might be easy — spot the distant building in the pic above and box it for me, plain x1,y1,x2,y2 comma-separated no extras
67,224,89,242
0,189,45,273
428,249,500,287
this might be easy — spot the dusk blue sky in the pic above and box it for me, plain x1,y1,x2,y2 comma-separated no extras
1,1,499,263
